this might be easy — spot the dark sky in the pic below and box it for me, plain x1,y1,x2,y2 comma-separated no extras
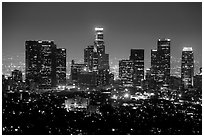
2,2,202,69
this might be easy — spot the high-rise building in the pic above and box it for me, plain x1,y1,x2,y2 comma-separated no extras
39,41,56,89
84,45,94,71
94,27,104,46
119,60,134,87
25,40,66,89
181,47,194,89
150,49,158,80
56,48,66,86
157,38,171,87
71,60,87,83
83,27,110,87
25,40,41,87
130,49,144,87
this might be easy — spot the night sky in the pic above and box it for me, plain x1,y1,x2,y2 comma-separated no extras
2,2,202,70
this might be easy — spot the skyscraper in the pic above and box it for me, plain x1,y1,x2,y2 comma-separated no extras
130,49,144,87
56,48,66,86
150,49,158,80
119,60,134,87
94,27,110,86
157,38,171,87
94,27,104,46
25,40,42,88
40,41,57,89
25,40,66,89
83,27,110,87
84,45,94,71
181,47,194,89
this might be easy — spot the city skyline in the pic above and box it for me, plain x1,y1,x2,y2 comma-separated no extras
2,2,202,71
2,2,202,135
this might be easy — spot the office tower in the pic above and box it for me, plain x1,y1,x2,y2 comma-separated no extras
150,49,158,80
94,27,104,46
181,47,194,89
71,60,87,83
83,27,110,87
130,49,144,87
12,69,22,82
84,45,94,71
25,40,43,89
193,69,202,91
119,60,134,87
25,40,41,87
39,40,56,89
26,40,66,89
56,48,66,86
157,38,171,87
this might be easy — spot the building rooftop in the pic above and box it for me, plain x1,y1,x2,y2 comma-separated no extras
183,47,193,51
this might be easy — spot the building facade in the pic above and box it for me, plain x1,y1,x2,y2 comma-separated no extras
181,47,194,89
119,60,134,87
157,38,171,87
56,48,66,86
25,40,66,89
71,60,87,84
83,27,110,87
130,49,144,87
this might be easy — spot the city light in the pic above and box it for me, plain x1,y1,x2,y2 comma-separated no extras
183,47,193,51
124,93,130,98
95,27,103,31
2,19,202,135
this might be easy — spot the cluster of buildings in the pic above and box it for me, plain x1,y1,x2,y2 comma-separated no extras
71,27,112,88
119,38,201,92
2,27,202,95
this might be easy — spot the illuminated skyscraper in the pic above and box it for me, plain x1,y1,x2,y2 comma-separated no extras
94,27,104,46
83,27,110,87
130,49,144,87
25,40,42,88
39,41,56,89
181,47,194,89
119,60,134,87
56,48,66,86
157,38,171,87
84,45,94,71
151,49,158,80
25,40,66,89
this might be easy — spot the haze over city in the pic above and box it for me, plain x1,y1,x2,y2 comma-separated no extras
3,2,202,72
2,2,202,135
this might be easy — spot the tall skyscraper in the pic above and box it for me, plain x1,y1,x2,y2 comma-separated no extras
150,49,158,80
84,45,94,71
83,27,110,87
25,40,66,89
181,47,194,89
40,41,56,89
119,60,134,87
130,49,144,87
94,27,104,46
157,38,171,87
56,48,66,86
25,40,42,88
